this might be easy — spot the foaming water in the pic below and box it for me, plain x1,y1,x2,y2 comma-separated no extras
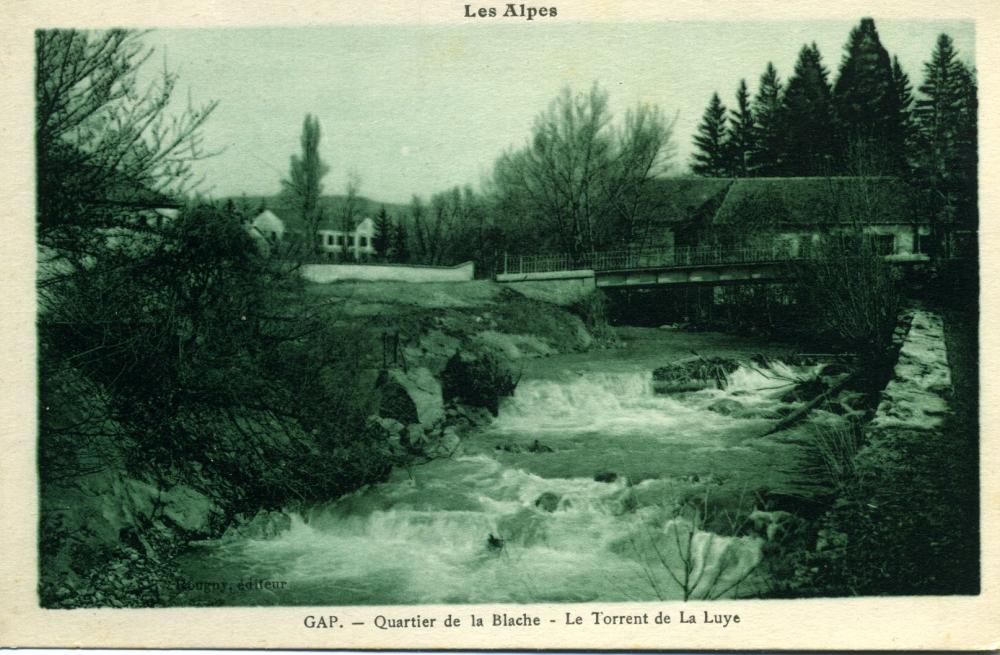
177,360,818,605
489,362,819,438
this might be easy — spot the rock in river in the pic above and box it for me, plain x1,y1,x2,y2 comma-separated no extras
707,398,744,416
534,492,561,512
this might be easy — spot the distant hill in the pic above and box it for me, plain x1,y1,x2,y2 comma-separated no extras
229,194,411,231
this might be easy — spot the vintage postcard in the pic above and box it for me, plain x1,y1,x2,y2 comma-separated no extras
1,0,998,649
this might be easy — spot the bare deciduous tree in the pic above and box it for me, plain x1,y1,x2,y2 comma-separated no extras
36,29,218,257
491,83,675,259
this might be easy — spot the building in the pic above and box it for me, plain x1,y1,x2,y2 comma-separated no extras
316,217,376,258
248,209,285,244
646,176,931,260
246,210,377,259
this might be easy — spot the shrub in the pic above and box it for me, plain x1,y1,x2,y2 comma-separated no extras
810,420,865,491
794,237,901,361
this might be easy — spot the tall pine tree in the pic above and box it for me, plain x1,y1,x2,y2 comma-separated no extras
888,55,916,171
782,43,837,175
914,34,978,236
832,18,897,171
393,220,410,263
691,92,731,176
726,79,756,177
373,205,392,260
751,63,785,176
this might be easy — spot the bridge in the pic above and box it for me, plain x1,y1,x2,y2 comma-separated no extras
495,245,929,303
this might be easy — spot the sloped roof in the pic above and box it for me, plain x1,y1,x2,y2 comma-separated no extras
643,177,733,225
710,176,925,226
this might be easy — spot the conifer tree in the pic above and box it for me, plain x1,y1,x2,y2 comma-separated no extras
914,34,978,237
888,55,916,170
751,63,785,175
726,79,756,177
782,43,837,175
373,205,392,260
393,220,410,263
832,18,896,170
691,93,731,176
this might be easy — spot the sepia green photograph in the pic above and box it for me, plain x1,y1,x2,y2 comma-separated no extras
34,15,980,610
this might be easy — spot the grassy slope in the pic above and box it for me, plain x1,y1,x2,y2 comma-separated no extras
303,279,595,361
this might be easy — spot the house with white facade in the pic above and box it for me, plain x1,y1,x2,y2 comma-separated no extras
247,209,286,244
246,210,377,259
316,217,377,259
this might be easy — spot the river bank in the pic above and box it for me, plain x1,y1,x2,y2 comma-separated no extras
172,320,842,605
39,279,977,606
38,281,604,608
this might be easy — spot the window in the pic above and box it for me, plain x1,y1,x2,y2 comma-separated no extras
336,235,345,246
872,234,895,255
359,236,369,248
326,234,334,246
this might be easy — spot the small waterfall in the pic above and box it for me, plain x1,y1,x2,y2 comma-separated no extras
492,371,725,437
178,359,816,605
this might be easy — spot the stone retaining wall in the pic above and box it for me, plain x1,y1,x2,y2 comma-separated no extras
869,310,952,431
302,261,474,284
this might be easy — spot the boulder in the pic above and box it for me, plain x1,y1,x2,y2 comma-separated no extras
707,398,744,416
453,403,495,428
366,415,406,450
376,367,444,428
401,423,428,452
426,425,461,458
534,491,561,512
376,416,405,437
441,347,519,416
160,484,220,537
223,510,292,541
413,330,462,374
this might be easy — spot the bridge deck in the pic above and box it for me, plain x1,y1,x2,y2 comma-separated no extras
499,246,929,287
502,246,803,276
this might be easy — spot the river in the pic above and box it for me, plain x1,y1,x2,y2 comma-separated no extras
176,327,831,605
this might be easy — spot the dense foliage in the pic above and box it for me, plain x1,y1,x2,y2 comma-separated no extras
691,17,977,201
38,30,391,513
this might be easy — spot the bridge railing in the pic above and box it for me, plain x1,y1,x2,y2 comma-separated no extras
503,244,800,275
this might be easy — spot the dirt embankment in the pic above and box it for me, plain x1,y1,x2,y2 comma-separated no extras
309,280,604,459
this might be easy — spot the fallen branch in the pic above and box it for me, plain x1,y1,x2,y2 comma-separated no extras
762,371,859,436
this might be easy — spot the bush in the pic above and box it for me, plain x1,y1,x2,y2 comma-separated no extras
810,420,864,491
794,238,901,360
40,202,392,510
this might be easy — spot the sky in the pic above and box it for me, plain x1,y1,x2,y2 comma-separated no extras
143,19,975,204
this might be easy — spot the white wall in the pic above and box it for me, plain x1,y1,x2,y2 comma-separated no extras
302,261,475,283
252,210,285,242
316,217,377,256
